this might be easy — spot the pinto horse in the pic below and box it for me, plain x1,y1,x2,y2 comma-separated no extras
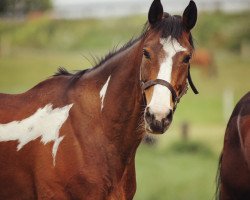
0,0,198,199
217,92,250,199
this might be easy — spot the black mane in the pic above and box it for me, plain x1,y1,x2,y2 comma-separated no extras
54,13,194,83
54,67,73,77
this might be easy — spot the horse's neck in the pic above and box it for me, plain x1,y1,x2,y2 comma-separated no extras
100,40,144,136
79,40,145,161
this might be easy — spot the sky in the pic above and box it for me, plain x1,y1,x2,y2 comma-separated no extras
52,0,250,19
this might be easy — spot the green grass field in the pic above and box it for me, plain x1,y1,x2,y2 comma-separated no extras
0,11,250,199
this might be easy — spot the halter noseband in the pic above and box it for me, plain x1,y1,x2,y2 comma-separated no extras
140,65,198,111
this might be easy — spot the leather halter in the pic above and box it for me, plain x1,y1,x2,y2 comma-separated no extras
140,65,198,111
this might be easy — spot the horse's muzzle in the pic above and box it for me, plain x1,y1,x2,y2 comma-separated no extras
144,107,173,134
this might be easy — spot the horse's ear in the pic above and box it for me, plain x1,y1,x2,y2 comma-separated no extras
148,0,163,25
182,0,197,31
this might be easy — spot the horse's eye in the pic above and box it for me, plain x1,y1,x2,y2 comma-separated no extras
143,49,151,60
183,55,191,64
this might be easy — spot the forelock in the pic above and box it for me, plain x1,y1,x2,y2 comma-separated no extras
150,13,194,48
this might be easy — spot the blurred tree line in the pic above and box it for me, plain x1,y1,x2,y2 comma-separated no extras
0,0,52,16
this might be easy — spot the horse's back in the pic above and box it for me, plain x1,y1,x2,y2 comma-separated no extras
220,92,250,199
0,76,70,121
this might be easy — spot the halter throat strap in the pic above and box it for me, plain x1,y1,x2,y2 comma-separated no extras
188,65,199,94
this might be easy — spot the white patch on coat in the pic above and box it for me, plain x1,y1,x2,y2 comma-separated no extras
237,108,244,150
100,75,111,111
0,104,73,166
237,112,242,136
52,135,64,166
148,37,186,120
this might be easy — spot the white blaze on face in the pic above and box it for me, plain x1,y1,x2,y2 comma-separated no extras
148,37,186,120
100,75,111,111
0,103,73,166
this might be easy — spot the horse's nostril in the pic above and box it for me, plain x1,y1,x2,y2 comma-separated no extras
166,109,173,121
145,107,154,124
161,110,173,131
162,118,170,128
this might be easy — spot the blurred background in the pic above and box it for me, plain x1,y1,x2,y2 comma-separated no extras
0,0,250,199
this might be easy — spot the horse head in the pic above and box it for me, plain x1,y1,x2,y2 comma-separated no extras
140,0,198,134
